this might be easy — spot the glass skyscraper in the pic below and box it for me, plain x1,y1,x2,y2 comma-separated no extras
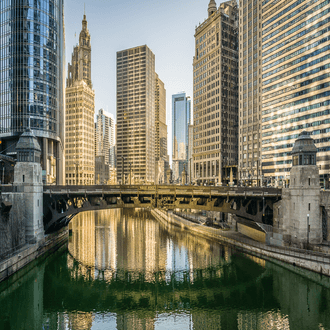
0,0,65,184
261,0,330,187
172,92,191,182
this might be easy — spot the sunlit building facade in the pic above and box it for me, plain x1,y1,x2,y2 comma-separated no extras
261,0,330,186
155,74,169,184
0,0,65,184
172,92,191,182
193,0,239,185
116,45,156,184
65,15,95,185
238,0,262,186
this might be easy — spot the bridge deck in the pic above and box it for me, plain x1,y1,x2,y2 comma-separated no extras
43,184,281,198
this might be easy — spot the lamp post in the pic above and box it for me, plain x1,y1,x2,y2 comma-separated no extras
0,161,3,184
121,156,125,185
129,161,132,185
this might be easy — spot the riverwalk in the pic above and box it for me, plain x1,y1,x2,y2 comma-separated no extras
151,208,330,278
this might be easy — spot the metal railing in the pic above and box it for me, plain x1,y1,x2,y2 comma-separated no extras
154,209,330,266
0,238,35,262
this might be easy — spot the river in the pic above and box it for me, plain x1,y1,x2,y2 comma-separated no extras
1,209,330,329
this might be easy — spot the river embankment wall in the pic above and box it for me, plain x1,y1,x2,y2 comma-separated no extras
0,228,68,283
151,208,330,277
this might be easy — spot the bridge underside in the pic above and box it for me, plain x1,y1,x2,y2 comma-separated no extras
43,186,279,233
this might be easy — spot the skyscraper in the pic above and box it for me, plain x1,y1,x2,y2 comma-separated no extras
65,15,95,185
95,108,115,167
172,92,191,182
155,74,169,183
116,45,156,184
238,0,262,186
261,0,330,187
155,75,168,162
193,0,239,185
95,108,115,184
0,0,65,184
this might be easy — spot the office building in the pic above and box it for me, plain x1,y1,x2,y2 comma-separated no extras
193,0,239,185
116,45,156,184
188,124,194,183
155,74,169,184
261,0,330,187
65,15,95,185
238,0,262,186
172,92,191,182
0,0,65,184
95,108,115,165
155,75,168,162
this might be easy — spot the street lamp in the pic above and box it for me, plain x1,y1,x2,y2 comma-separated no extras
0,160,4,184
121,156,125,185
129,161,132,185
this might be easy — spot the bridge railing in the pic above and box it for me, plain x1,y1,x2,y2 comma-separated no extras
43,184,282,196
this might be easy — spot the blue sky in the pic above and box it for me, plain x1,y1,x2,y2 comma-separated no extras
64,0,215,158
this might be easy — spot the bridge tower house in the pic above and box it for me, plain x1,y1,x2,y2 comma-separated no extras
14,129,44,242
275,131,322,247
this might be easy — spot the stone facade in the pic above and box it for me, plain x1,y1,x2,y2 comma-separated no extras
273,133,322,247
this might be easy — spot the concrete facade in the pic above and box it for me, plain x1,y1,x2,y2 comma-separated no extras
238,0,262,187
116,45,156,184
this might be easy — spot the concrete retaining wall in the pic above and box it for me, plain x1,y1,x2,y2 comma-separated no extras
151,209,330,277
237,223,266,243
0,228,68,283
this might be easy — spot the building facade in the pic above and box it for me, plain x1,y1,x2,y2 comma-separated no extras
116,45,156,184
261,0,330,187
65,15,95,185
95,108,115,167
172,92,191,182
155,74,169,184
0,0,65,184
238,0,262,186
193,0,239,185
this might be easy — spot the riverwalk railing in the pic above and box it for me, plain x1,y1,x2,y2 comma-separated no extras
153,209,330,267
0,238,35,262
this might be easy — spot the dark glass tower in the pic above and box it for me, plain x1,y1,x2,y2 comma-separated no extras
0,0,65,184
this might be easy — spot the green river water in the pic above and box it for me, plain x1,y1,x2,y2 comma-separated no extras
1,209,330,330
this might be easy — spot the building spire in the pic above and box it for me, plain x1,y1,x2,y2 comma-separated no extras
208,0,217,17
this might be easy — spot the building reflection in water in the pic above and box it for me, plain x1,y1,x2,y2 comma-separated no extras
3,209,330,330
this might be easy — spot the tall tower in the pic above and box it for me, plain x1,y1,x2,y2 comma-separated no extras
155,75,169,183
172,92,191,182
193,1,239,186
95,109,115,166
0,0,65,185
238,0,262,187
65,15,95,185
116,45,156,184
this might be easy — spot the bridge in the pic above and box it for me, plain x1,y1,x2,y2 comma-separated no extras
43,184,282,233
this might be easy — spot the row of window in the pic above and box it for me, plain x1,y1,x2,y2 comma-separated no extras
263,51,330,86
263,0,324,44
263,107,330,130
264,29,330,73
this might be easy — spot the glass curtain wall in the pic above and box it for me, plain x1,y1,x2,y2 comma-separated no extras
0,0,65,184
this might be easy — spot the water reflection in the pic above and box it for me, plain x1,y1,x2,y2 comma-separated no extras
0,209,330,330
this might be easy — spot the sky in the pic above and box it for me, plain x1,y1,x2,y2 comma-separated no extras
64,0,215,160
